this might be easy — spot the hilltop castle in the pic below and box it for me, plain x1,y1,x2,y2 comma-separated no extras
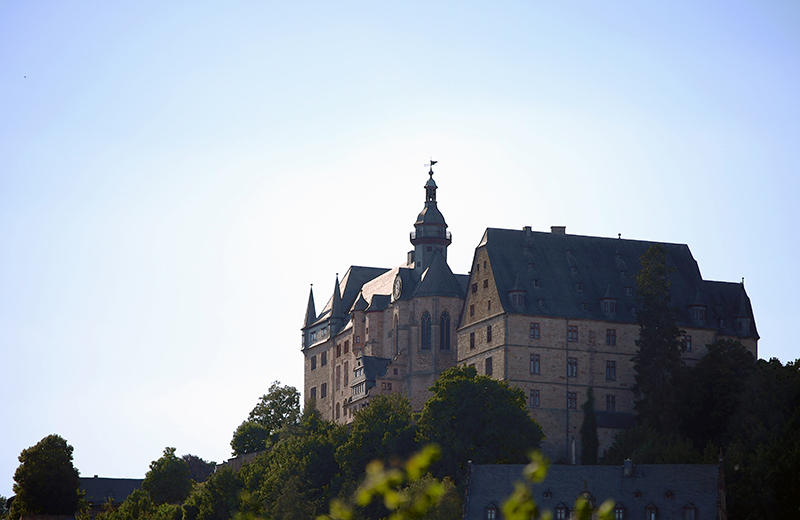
300,165,758,461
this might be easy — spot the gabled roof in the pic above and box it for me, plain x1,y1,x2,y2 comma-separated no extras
308,266,389,328
80,477,144,505
477,228,757,335
465,464,721,520
414,249,465,298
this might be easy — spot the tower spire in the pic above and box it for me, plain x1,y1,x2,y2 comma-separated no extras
410,160,451,273
303,284,316,328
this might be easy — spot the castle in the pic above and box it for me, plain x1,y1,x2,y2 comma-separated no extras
300,165,758,461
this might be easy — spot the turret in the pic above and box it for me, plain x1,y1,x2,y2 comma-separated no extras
409,162,451,274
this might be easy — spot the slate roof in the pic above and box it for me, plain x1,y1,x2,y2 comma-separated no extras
414,250,466,298
465,463,721,520
308,266,389,328
479,228,757,336
80,477,144,506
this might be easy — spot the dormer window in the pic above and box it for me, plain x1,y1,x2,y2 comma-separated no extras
485,506,498,520
601,298,618,314
683,503,696,520
575,282,583,291
645,503,658,520
625,286,632,296
614,503,626,520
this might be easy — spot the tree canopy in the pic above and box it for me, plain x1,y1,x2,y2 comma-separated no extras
417,365,543,485
142,447,193,505
231,381,301,455
631,244,685,430
10,434,81,516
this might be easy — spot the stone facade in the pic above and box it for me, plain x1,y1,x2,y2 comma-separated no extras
301,170,759,463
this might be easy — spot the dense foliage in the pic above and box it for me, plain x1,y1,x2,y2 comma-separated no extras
10,434,81,516
142,447,193,505
231,381,301,455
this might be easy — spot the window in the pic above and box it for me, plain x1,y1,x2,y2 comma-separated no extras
355,335,360,344
606,360,616,381
568,325,578,342
603,300,617,313
530,389,540,407
336,344,341,358
581,302,588,311
625,286,632,296
530,354,540,375
538,298,545,308
567,392,577,409
511,293,525,306
335,402,340,419
393,368,398,375
311,355,317,370
530,322,540,339
488,300,491,311
421,311,432,350
568,357,578,377
576,281,583,291
487,325,493,343
614,503,626,520
683,503,696,520
470,304,475,317
606,328,616,346
483,279,489,288
472,283,478,293
470,332,475,349
320,383,327,399
440,311,451,350
682,335,692,352
344,361,349,385
692,307,706,321
486,356,493,376
344,340,349,353
606,394,616,412
542,491,552,500
533,278,540,288
335,365,341,390
645,504,658,520
310,387,316,401
555,503,568,520
485,506,497,520
321,351,327,366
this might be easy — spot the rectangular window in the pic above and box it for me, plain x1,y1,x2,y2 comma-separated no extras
335,365,341,390
310,387,316,401
530,354,540,375
321,351,327,366
530,389,540,407
606,394,616,412
470,332,475,349
344,361,349,385
321,383,327,399
472,283,478,293
606,329,616,346
470,304,475,317
568,357,578,377
682,335,692,352
356,335,360,344
344,340,350,353
487,325,493,343
336,344,341,358
483,279,489,288
568,325,578,343
567,392,577,409
486,356,493,376
530,322,540,339
488,300,491,311
311,355,317,370
606,360,616,381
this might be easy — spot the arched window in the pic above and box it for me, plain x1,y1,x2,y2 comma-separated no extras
421,311,432,350
440,311,451,350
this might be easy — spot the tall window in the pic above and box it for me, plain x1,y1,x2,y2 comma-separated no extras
606,360,616,381
530,322,540,339
568,325,579,342
335,365,341,390
606,328,616,346
311,355,317,370
344,361,349,385
682,335,692,352
487,325,493,343
485,507,497,520
321,351,327,366
440,311,451,350
486,356,493,376
310,387,316,401
530,389,540,407
321,383,327,399
344,340,349,353
567,392,577,409
614,504,626,520
470,304,475,317
568,357,578,377
470,332,475,349
606,394,616,412
530,354,540,375
335,402,340,420
421,311,432,350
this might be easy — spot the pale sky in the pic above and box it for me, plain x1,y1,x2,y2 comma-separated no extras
2,1,799,497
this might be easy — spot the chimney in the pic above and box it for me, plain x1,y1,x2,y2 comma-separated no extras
551,226,566,234
523,226,532,237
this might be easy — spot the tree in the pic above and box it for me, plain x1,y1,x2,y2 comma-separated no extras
231,382,301,455
579,388,598,464
335,393,418,481
142,448,192,505
416,366,543,486
182,468,244,520
631,244,685,431
10,434,81,516
181,455,216,484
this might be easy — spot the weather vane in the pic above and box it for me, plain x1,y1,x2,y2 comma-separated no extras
424,158,438,177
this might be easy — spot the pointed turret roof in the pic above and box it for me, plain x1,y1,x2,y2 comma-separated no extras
303,285,316,328
331,274,344,319
414,249,465,298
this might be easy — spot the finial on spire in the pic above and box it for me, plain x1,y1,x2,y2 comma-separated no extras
425,158,437,178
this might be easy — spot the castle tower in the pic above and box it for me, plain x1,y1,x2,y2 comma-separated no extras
410,162,451,274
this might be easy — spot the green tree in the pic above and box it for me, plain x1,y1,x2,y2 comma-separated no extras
416,366,543,486
599,424,702,465
631,244,685,431
181,454,216,484
142,448,192,505
231,382,301,455
336,393,418,481
182,468,244,520
579,388,598,464
10,434,81,516
95,488,181,520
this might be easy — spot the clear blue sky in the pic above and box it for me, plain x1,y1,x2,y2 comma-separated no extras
2,0,798,497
